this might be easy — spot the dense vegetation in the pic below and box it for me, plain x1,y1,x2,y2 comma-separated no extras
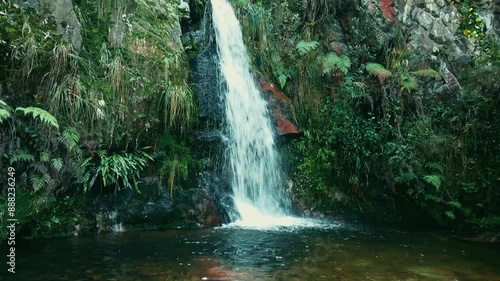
0,0,197,238
234,0,500,229
0,0,499,239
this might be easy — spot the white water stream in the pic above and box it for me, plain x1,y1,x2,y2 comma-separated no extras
211,0,321,228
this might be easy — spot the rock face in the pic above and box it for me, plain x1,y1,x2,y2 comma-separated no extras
88,183,224,232
398,0,500,70
259,78,303,142
41,0,82,50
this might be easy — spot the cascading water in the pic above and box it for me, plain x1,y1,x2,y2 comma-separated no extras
210,0,295,227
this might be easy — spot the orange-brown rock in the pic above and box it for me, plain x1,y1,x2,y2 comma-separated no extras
259,78,303,141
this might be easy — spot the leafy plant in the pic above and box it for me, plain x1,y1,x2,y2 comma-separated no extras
411,69,440,79
366,63,392,84
321,53,351,75
296,40,319,56
15,107,60,129
79,149,154,193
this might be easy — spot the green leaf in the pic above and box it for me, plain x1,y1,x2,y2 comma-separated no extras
40,152,50,162
447,201,462,208
400,74,418,92
0,99,12,123
411,69,440,79
0,108,10,123
423,174,442,190
10,149,35,164
296,40,319,56
366,63,392,84
51,158,63,172
62,127,80,151
15,107,59,129
322,53,351,75
445,210,456,220
278,73,287,89
30,174,51,192
425,162,444,173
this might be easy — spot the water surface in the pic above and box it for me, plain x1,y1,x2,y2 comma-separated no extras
4,222,500,281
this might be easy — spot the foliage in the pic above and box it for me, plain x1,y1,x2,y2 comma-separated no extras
79,149,153,193
366,63,392,84
296,40,319,56
411,69,440,79
321,53,351,75
459,4,484,38
15,107,60,129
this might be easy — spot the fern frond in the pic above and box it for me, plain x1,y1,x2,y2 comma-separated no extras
400,74,418,92
62,127,80,151
411,69,440,79
322,53,351,75
425,162,444,173
296,40,319,56
15,107,59,129
366,63,392,84
447,201,462,208
40,151,50,162
445,210,455,220
423,174,442,190
51,158,63,172
31,173,51,192
0,109,10,123
0,100,12,123
31,162,48,174
10,149,35,164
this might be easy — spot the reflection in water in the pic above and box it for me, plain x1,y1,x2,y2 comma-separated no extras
4,224,500,281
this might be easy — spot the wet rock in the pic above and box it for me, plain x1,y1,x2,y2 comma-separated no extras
258,78,303,142
86,182,226,232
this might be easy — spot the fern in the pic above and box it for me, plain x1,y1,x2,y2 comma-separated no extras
62,127,80,151
51,158,63,172
10,149,35,164
15,107,59,129
80,149,153,193
447,201,462,208
296,40,319,56
366,63,392,84
278,74,288,89
425,162,444,173
31,173,51,192
32,162,48,174
411,69,440,79
424,193,440,202
0,100,12,123
322,53,351,75
400,74,418,92
423,174,442,190
445,210,456,220
0,109,10,123
40,151,50,162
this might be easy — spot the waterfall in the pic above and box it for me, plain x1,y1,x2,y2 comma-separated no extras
210,0,293,226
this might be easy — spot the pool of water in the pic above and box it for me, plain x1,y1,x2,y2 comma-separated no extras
3,221,500,281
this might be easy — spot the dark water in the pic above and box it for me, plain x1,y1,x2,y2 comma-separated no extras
2,222,500,281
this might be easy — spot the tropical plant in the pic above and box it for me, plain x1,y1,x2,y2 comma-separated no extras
79,149,153,193
296,40,320,56
366,63,392,84
321,53,351,75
